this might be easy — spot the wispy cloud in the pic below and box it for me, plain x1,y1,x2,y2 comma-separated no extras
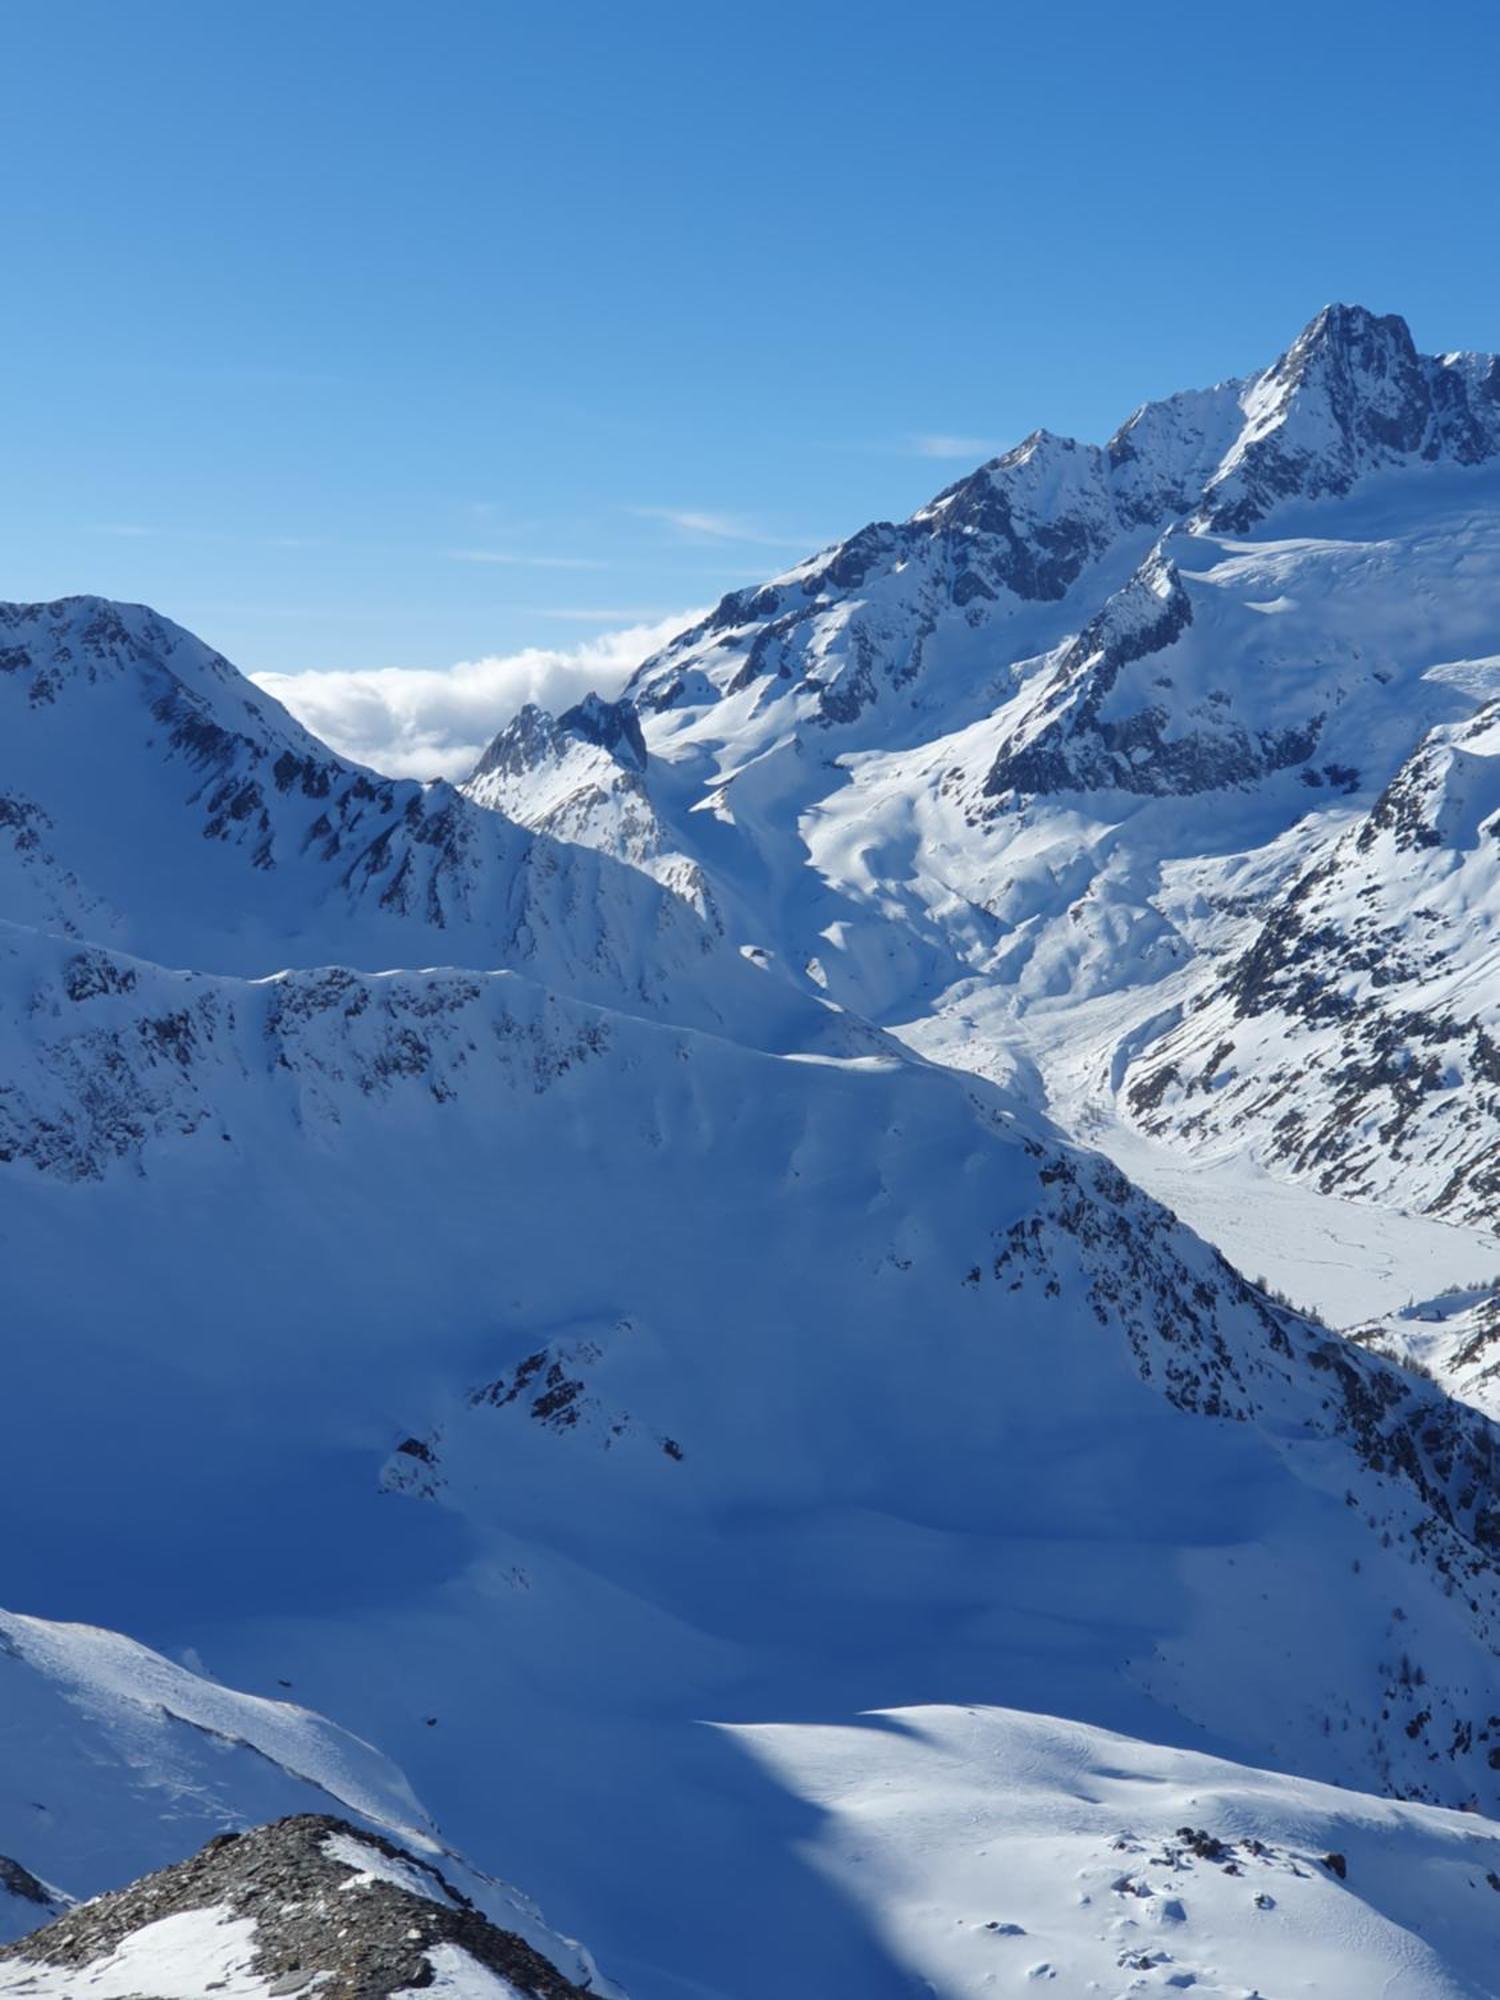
445,549,611,570
907,433,1006,460
631,506,812,550
89,522,335,551
252,608,704,781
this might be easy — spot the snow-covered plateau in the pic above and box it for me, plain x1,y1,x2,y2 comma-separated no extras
5,302,1500,1996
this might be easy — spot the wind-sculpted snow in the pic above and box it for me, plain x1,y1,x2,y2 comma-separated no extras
8,920,1500,1800
0,1617,610,1984
0,1606,431,1931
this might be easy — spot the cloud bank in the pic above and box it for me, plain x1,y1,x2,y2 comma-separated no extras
253,609,701,781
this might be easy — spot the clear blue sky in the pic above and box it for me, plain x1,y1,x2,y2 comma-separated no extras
7,0,1500,675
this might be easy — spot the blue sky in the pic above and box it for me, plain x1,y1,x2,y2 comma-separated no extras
7,0,1500,686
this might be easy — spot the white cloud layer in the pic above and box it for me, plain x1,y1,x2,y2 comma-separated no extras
253,609,702,781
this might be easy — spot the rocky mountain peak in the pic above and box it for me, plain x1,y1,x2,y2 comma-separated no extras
466,693,647,789
0,1815,593,1999
1260,301,1429,459
1199,301,1500,531
465,700,566,784
1286,301,1420,374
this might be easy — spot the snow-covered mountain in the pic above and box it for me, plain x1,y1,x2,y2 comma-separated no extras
453,304,1500,1247
1125,699,1500,1226
8,300,1500,1998
735,1704,1500,1999
0,596,818,1049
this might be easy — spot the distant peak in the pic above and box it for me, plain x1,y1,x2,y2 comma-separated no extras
1280,302,1419,376
465,691,646,789
465,702,563,784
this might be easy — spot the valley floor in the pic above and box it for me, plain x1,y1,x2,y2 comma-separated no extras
1070,1121,1499,1329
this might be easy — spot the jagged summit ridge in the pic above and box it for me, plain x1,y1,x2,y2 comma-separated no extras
624,303,1500,737
467,691,648,790
1197,302,1500,531
461,691,713,914
448,302,1500,1240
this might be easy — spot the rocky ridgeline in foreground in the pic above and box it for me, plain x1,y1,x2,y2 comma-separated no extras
0,1815,592,1999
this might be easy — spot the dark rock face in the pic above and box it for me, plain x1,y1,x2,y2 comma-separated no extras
0,1814,592,1999
631,434,1133,728
1198,306,1500,534
1123,700,1500,1226
998,1141,1500,1574
978,553,1318,802
0,1857,58,1917
0,945,614,1184
556,693,648,772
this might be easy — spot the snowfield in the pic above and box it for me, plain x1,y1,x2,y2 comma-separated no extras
733,1705,1500,1998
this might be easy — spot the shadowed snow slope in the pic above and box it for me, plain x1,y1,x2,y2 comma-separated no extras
5,914,1500,1993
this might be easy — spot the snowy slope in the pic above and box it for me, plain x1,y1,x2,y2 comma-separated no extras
0,597,816,1049
1354,1286,1500,1424
442,305,1500,1245
463,695,715,918
0,1604,430,1904
6,914,1500,1992
735,1704,1500,1999
0,1612,608,1990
